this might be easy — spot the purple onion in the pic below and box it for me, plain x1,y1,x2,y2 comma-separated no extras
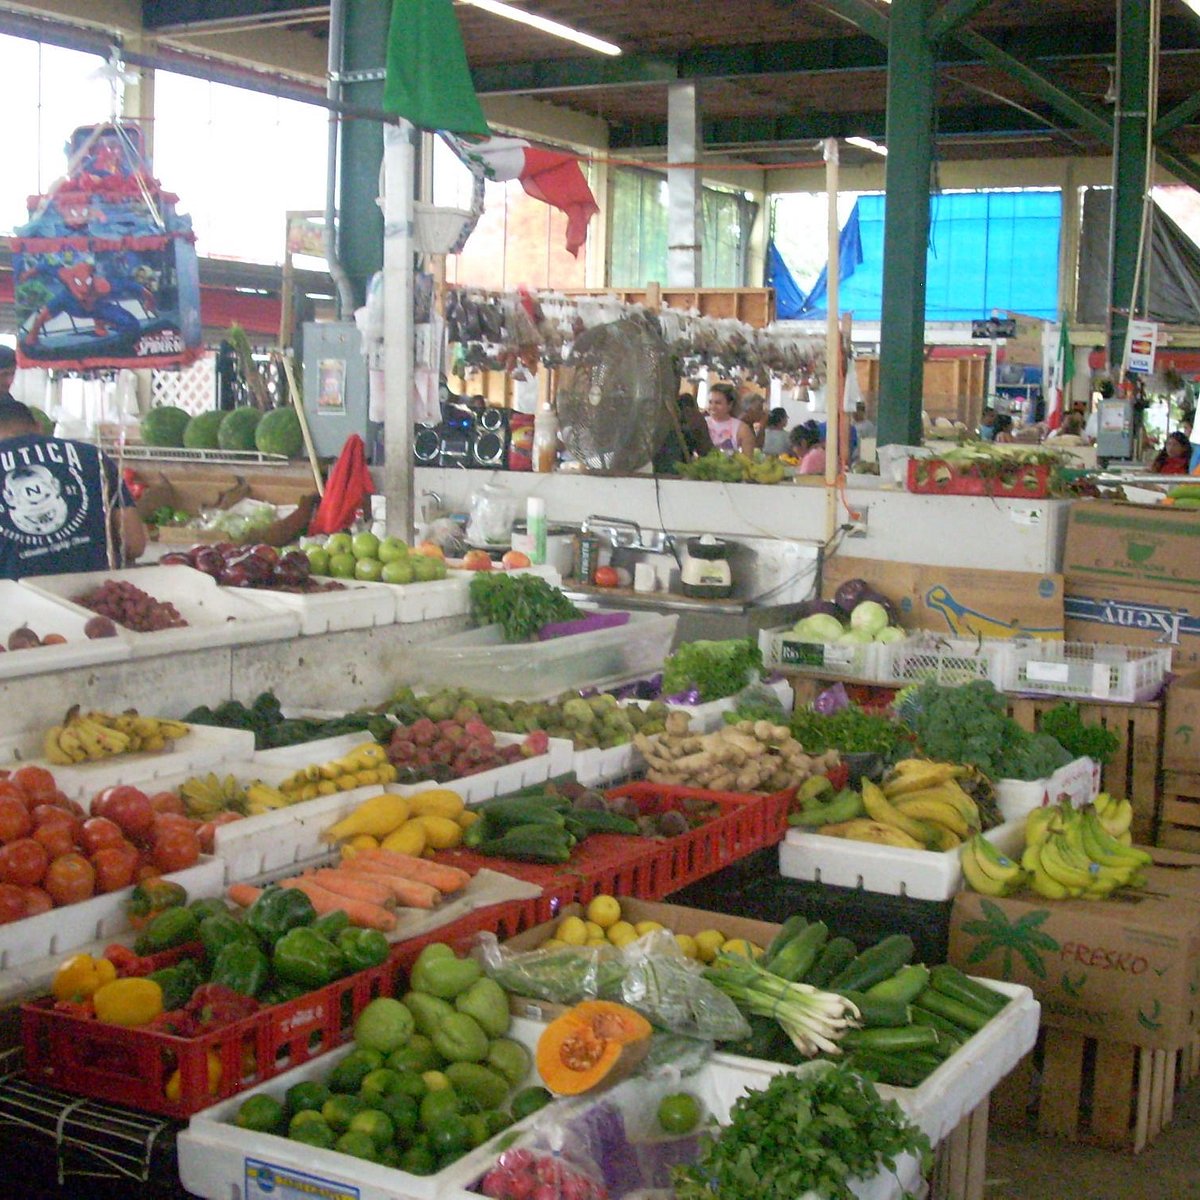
814,682,851,714
666,686,703,705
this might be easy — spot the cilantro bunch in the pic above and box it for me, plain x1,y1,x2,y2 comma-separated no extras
787,705,912,759
468,573,581,642
672,1061,929,1200
661,639,763,703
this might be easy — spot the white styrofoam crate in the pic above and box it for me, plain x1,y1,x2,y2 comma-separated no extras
885,632,1017,689
995,756,1100,822
573,742,641,787
0,581,132,679
620,676,795,734
0,855,223,972
228,579,399,635
779,817,1025,900
402,564,560,623
0,722,257,803
715,978,1039,1147
759,625,901,681
21,565,300,656
1009,641,1171,703
250,731,380,771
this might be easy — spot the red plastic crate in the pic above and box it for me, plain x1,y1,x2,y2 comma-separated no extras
430,784,792,920
19,902,534,1118
906,457,1052,498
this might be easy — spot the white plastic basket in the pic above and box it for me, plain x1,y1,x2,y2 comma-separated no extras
1009,641,1171,703
886,632,1017,689
0,581,132,679
758,625,900,681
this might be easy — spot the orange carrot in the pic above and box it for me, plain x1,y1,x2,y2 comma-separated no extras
279,876,397,931
226,883,262,907
311,869,396,909
354,847,471,892
338,861,441,909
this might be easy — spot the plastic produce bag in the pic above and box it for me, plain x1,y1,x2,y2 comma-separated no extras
477,1129,609,1200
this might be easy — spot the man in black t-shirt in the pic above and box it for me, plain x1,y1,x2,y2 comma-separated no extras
0,398,146,579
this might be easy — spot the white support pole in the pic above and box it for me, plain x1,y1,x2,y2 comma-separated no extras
666,83,702,287
824,139,841,544
382,122,416,541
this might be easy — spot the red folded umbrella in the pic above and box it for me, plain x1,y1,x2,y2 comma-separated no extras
308,434,374,535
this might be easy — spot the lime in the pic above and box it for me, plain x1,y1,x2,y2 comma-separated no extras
286,1080,330,1115
349,1107,395,1150
288,1111,335,1149
657,1092,702,1135
236,1093,285,1134
419,1087,461,1130
323,1093,366,1133
509,1086,553,1121
400,1141,438,1175
335,1129,379,1161
427,1113,472,1159
377,1092,419,1140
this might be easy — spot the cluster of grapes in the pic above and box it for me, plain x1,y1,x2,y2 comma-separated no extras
77,580,189,633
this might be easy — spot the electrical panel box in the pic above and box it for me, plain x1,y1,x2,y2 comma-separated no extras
301,321,370,458
1095,398,1135,460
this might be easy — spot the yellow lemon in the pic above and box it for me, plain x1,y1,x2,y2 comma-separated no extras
584,921,606,941
417,815,463,850
381,820,427,858
585,895,622,930
586,937,609,948
674,933,699,959
693,930,726,963
557,916,589,947
606,921,637,948
721,938,759,960
634,920,665,937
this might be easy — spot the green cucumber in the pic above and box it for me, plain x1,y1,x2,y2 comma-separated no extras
865,963,931,1006
837,990,911,1029
473,799,569,833
929,965,1009,1016
914,987,991,1033
908,1006,972,1046
761,914,808,968
568,809,640,835
802,937,857,987
828,934,915,993
841,1024,939,1054
476,823,574,863
770,921,828,982
847,1051,932,1088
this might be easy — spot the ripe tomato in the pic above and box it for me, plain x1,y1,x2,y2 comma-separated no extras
33,821,77,860
153,827,200,873
0,838,50,887
593,565,620,588
80,817,126,856
197,812,243,854
152,812,196,839
9,766,57,804
43,854,95,906
0,781,28,808
135,862,161,883
0,796,32,842
54,795,87,820
91,786,154,838
91,845,138,893
21,886,53,916
32,806,82,843
0,884,27,923
148,791,186,816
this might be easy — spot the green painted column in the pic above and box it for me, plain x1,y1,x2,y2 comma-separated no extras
1109,0,1152,372
337,0,389,309
877,0,935,448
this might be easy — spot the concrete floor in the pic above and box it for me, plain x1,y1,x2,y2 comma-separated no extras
984,1082,1200,1199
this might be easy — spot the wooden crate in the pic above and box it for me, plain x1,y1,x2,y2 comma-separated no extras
1159,770,1200,834
929,1101,989,1200
990,1028,1192,1152
1008,697,1164,844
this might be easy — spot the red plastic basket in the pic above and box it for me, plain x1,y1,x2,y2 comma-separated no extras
906,457,1052,498
20,902,536,1118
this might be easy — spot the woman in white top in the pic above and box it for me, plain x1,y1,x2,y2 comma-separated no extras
705,384,756,456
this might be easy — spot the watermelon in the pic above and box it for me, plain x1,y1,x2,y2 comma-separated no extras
183,410,225,449
255,407,304,458
141,405,191,448
217,407,263,451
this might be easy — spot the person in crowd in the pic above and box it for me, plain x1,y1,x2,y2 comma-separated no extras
653,391,714,473
993,413,1016,443
739,389,768,448
704,382,756,456
789,421,826,474
0,346,15,403
762,407,791,456
0,398,146,580
1047,411,1087,440
1152,430,1192,475
978,408,997,441
853,403,876,441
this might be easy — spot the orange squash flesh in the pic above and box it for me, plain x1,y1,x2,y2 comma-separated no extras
536,1001,653,1095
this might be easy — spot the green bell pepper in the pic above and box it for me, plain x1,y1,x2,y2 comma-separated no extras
311,910,351,941
128,878,188,927
189,897,230,923
211,941,270,997
149,958,202,1010
199,912,259,962
259,980,309,1007
244,886,316,946
336,928,390,973
272,928,347,991
134,905,200,955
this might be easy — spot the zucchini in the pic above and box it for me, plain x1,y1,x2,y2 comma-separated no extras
929,965,1008,1015
761,914,808,968
770,921,828,982
865,963,931,1006
476,823,574,863
841,1024,939,1054
913,987,991,1033
837,989,911,1029
828,934,915,993
847,1051,932,1088
908,1006,972,1046
803,937,857,987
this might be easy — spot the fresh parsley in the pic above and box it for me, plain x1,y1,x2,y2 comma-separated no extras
672,1061,930,1200
468,573,581,642
787,705,913,759
1038,702,1120,765
661,639,763,703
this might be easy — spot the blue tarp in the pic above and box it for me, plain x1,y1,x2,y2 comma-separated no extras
773,190,1062,322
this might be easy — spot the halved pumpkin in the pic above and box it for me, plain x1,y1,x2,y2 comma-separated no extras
536,1000,653,1096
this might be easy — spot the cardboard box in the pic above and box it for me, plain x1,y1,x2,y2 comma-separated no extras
1063,578,1197,672
1063,501,1200,591
821,556,1064,639
1165,672,1200,771
133,469,246,524
948,859,1200,1050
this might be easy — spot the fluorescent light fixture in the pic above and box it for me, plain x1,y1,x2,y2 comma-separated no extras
457,0,622,56
846,136,888,156
1183,0,1200,16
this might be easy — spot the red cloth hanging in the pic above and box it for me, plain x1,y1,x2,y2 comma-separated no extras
308,434,374,535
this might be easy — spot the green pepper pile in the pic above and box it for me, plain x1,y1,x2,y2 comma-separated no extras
185,690,395,751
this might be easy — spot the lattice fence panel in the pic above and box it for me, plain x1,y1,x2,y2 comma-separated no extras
150,352,216,415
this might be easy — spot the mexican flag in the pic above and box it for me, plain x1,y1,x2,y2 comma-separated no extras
1047,313,1074,431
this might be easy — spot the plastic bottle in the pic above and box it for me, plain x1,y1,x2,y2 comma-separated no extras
526,496,547,565
533,409,559,473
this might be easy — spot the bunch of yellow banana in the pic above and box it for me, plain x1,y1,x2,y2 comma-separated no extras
960,833,1027,897
43,706,190,764
276,742,396,804
245,781,293,816
817,817,927,848
179,772,247,818
1018,797,1150,900
854,764,982,851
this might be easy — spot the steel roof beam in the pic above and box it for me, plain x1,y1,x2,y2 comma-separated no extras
927,0,995,43
143,1,328,33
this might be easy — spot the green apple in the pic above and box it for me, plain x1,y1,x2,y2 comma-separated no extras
305,546,331,575
355,556,384,581
377,536,409,564
329,552,357,579
326,532,353,556
381,558,415,585
431,558,447,580
411,555,438,583
352,531,381,561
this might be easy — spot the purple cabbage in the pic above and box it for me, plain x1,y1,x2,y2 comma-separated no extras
860,589,900,626
796,597,847,623
833,577,871,613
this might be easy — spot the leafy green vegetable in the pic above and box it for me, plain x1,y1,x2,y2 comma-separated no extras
787,705,913,759
662,639,762,703
672,1060,930,1200
468,573,581,643
1038,702,1119,764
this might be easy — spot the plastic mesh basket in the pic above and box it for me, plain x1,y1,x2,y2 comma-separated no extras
886,633,1017,689
758,626,900,681
1010,642,1171,702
